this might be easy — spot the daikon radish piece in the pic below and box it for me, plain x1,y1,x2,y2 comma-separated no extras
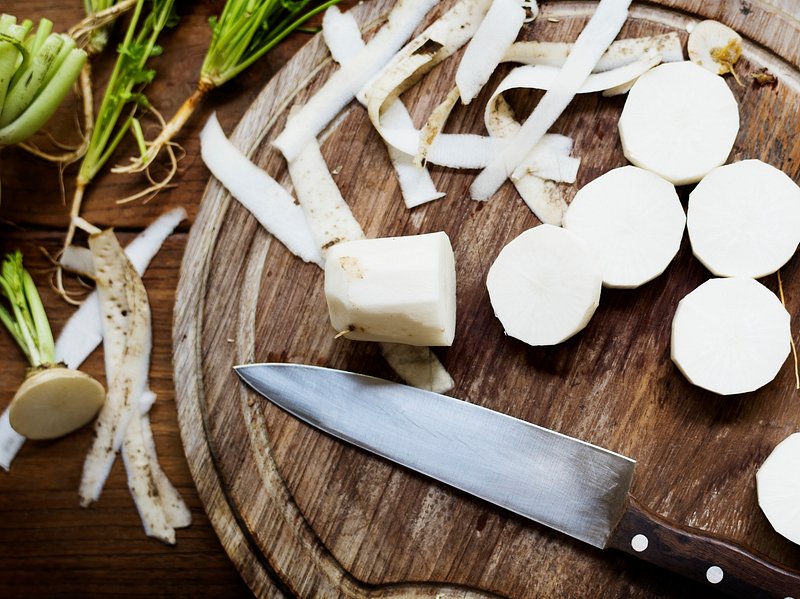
379,343,453,393
471,0,631,200
757,433,800,546
60,245,95,277
286,130,365,259
687,160,800,278
273,0,438,161
416,86,461,167
363,0,492,148
671,277,790,395
201,113,322,267
487,225,602,346
455,0,526,104
618,61,739,185
322,7,444,208
503,33,683,71
325,232,456,346
688,20,742,77
0,410,23,471
8,368,105,440
563,166,685,288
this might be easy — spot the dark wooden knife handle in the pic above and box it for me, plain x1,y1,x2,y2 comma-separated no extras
607,496,800,598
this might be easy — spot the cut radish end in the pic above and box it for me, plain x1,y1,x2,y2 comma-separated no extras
563,166,685,288
671,278,790,395
687,159,800,278
324,232,456,346
618,61,739,185
688,20,742,76
9,367,105,440
757,432,800,546
487,225,602,346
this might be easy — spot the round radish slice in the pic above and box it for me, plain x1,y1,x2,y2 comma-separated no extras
757,433,800,546
671,277,790,395
563,166,685,288
618,61,739,185
687,159,800,278
486,225,602,346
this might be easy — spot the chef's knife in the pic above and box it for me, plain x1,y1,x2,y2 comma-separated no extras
235,363,800,598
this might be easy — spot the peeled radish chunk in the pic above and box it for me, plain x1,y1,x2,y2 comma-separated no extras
325,232,456,346
671,278,790,395
487,225,602,346
9,367,105,440
563,166,685,288
688,20,742,77
618,61,739,185
687,160,800,278
757,433,800,546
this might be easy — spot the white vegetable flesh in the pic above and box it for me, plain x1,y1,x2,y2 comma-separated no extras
8,367,105,440
325,232,456,346
618,61,739,185
671,277,790,395
563,166,686,288
0,209,184,471
322,6,444,208
200,113,322,266
687,159,800,278
60,245,95,277
470,0,632,200
688,20,742,76
455,0,526,104
757,433,800,546
379,343,453,393
273,0,438,161
486,225,602,346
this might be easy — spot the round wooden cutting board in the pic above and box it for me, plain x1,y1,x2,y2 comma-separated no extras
173,1,800,596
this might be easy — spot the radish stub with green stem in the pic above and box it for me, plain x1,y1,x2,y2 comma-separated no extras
0,251,104,440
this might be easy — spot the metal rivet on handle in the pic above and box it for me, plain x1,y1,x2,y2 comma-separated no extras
630,534,648,552
706,566,724,584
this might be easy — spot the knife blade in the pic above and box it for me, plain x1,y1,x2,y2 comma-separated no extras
235,363,800,598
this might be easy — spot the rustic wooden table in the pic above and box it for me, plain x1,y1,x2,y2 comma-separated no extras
2,1,800,598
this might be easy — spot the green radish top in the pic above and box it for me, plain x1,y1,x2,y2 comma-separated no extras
0,251,56,368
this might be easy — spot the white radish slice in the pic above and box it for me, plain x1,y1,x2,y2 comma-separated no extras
687,159,800,278
757,433,800,546
563,166,685,288
470,0,631,201
455,0,526,105
200,113,322,267
380,343,454,393
688,20,742,77
487,225,602,346
0,410,23,471
273,0,438,162
618,61,739,185
503,33,683,71
325,232,456,346
363,0,492,148
60,245,95,277
671,277,790,395
417,86,461,167
322,7,444,208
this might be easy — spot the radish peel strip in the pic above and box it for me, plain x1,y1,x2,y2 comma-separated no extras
322,6,444,208
0,209,184,472
201,113,322,267
286,134,453,393
273,0,439,162
470,0,632,200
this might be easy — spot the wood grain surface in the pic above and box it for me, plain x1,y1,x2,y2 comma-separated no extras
0,0,798,598
173,1,800,598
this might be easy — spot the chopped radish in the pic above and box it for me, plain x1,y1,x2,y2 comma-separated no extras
455,0,526,104
379,343,453,393
618,61,739,185
671,278,790,395
273,0,438,162
687,159,800,278
688,20,742,78
417,86,461,166
470,0,632,200
757,432,800,546
563,166,685,288
324,232,456,346
487,225,602,346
